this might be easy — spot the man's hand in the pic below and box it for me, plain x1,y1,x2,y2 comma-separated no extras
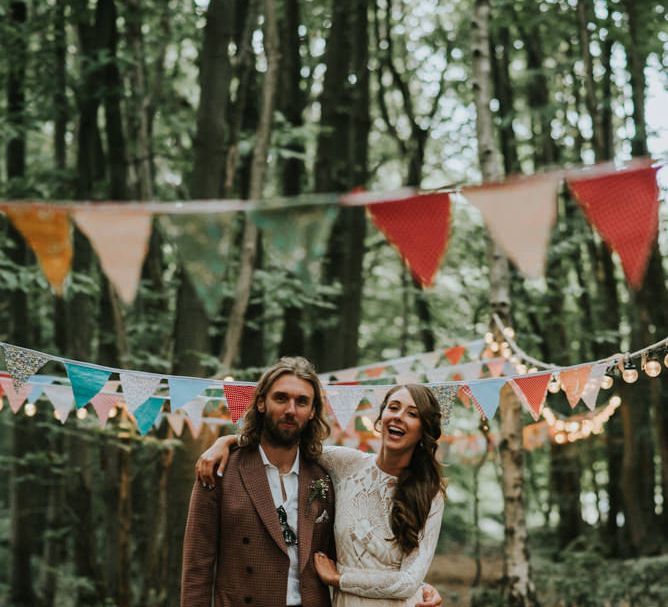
195,434,237,487
314,552,341,588
416,583,443,607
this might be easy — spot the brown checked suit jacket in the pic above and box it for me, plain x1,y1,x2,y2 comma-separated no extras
181,446,335,607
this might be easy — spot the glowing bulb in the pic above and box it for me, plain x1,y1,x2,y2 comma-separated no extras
548,379,561,394
224,375,234,382
490,341,500,352
53,409,61,420
554,433,566,444
510,355,519,364
108,406,118,419
600,375,613,390
25,403,37,417
609,395,622,407
528,367,538,374
501,347,512,359
622,368,638,383
645,360,661,378
76,408,88,420
664,352,668,368
503,326,515,339
484,332,494,344
516,364,528,375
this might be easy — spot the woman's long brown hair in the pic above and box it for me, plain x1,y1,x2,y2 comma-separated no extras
376,384,447,554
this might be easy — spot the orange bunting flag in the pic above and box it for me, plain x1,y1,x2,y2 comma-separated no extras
567,164,660,289
444,345,466,366
511,373,552,421
559,366,592,409
367,192,451,287
4,206,72,294
462,173,560,279
73,209,153,304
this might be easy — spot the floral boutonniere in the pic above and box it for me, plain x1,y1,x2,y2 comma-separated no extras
308,475,331,505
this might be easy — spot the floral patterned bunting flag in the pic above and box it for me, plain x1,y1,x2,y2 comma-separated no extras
1,344,50,391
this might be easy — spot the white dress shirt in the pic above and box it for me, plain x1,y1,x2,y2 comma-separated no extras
258,445,301,606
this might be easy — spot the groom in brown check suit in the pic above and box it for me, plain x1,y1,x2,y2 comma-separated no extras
181,357,335,607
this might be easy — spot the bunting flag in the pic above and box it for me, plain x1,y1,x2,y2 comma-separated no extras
168,377,211,411
159,214,235,318
185,416,203,439
91,392,121,427
73,209,153,304
567,165,659,289
222,384,255,422
3,206,72,293
367,192,451,287
44,384,75,424
27,376,56,403
467,378,507,419
119,372,163,412
430,384,457,428
511,373,552,421
133,396,164,435
460,385,483,417
420,352,442,369
65,363,112,409
581,363,608,411
325,387,368,432
560,366,592,409
1,344,50,390
460,361,485,381
251,204,339,282
462,173,560,279
183,398,207,437
486,359,506,378
166,413,186,437
0,378,31,413
358,366,388,380
445,345,466,365
466,340,485,359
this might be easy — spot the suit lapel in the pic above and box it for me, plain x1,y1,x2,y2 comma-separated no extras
239,448,288,556
298,457,316,572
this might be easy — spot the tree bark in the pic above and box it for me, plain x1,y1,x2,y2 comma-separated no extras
53,0,68,173
472,1,538,605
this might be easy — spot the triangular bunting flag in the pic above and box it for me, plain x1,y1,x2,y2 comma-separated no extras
3,206,72,293
166,413,186,437
419,351,441,369
468,378,506,419
185,416,203,439
367,192,451,287
466,339,485,359
460,362,484,381
445,345,466,365
73,209,153,304
133,396,164,435
183,398,207,437
168,377,211,411
159,214,235,318
44,384,75,424
1,344,50,391
581,362,608,411
0,378,31,413
325,386,368,432
568,165,659,289
91,392,121,427
560,366,592,409
511,373,551,421
462,173,560,278
486,359,506,378
460,385,483,417
223,384,256,422
358,366,387,380
120,372,162,412
27,376,56,403
65,363,112,409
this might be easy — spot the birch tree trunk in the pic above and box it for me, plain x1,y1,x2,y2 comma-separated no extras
471,2,538,605
220,0,280,370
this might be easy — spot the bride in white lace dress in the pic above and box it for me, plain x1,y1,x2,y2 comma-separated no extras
198,383,446,606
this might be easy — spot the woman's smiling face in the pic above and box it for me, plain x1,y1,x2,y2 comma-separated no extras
379,387,424,453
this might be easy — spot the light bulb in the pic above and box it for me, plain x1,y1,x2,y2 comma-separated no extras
609,395,622,407
76,408,88,420
25,403,37,417
501,347,512,359
548,379,561,394
484,332,494,344
516,364,528,375
622,367,638,383
490,341,500,352
528,367,538,374
664,352,668,368
600,375,613,390
108,406,118,419
645,359,662,377
224,375,235,382
503,326,515,339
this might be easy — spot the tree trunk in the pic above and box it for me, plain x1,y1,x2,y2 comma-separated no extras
53,0,67,173
472,1,538,605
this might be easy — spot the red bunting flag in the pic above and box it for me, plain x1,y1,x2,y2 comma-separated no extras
223,384,256,422
367,192,451,287
568,165,659,289
560,366,592,409
445,345,466,365
511,373,551,421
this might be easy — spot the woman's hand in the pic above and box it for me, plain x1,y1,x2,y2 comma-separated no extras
195,434,238,488
416,583,443,606
314,552,341,588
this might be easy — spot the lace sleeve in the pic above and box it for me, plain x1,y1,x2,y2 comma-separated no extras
338,493,444,599
318,446,368,481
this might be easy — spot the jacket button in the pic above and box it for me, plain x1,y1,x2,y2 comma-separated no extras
246,566,253,574
244,597,252,604
242,537,250,544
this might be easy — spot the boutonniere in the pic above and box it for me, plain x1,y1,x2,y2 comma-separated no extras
308,475,330,505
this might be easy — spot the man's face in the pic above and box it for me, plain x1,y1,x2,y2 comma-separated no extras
258,374,316,447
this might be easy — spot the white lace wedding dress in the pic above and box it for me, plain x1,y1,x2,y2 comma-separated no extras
319,447,444,606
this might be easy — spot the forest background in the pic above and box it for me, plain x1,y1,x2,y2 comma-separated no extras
0,0,667,606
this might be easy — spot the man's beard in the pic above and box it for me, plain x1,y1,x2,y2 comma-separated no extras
263,415,306,447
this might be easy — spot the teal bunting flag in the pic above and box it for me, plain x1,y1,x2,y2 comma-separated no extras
168,377,211,411
134,396,164,435
65,363,112,409
468,378,507,419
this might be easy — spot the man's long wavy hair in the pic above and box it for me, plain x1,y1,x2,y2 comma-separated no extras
239,356,330,461
376,384,447,554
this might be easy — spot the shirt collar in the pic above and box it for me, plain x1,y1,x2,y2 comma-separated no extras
258,444,300,475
